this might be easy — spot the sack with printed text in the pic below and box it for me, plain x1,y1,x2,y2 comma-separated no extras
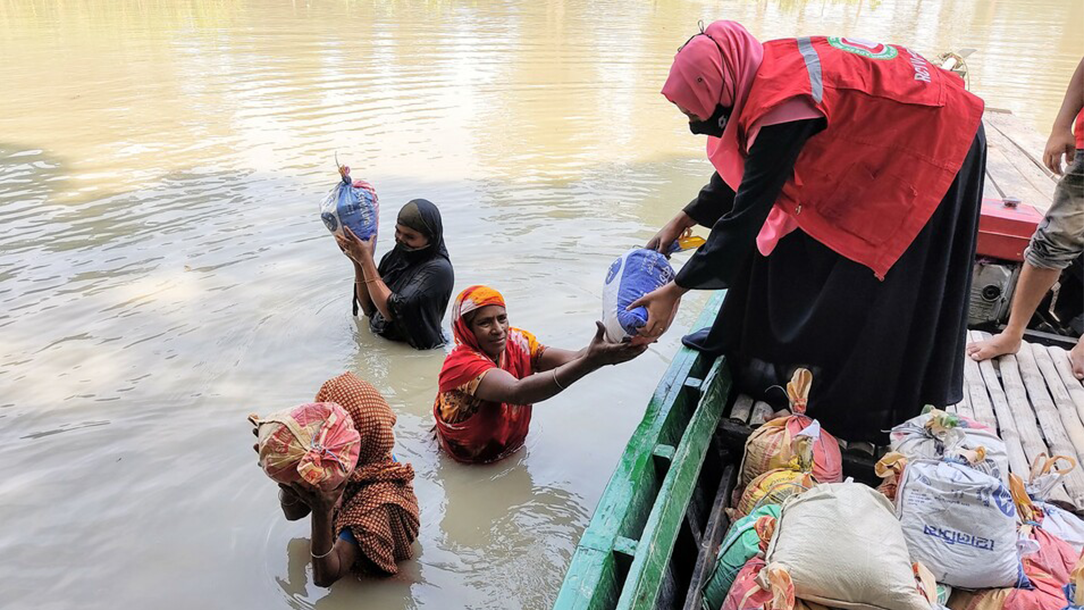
320,161,379,240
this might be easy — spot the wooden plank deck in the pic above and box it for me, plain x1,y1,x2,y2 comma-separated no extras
983,108,1059,213
959,334,1084,505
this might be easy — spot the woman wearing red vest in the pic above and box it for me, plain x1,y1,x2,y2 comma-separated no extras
634,21,986,442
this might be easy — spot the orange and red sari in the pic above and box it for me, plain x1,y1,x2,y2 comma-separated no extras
434,285,545,464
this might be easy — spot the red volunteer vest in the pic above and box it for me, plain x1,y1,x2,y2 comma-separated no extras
739,37,985,279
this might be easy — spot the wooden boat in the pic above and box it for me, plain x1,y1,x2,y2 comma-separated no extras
552,111,1084,610
552,292,885,610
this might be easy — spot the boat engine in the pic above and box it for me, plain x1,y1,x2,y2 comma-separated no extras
969,197,1036,327
969,197,1083,339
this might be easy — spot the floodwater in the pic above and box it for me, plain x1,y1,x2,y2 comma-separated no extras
0,1,1080,608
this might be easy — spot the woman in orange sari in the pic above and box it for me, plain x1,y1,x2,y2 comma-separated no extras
434,285,647,464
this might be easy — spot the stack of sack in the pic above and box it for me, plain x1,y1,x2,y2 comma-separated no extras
731,435,817,521
945,455,1084,610
701,399,1084,610
1018,454,1084,553
879,411,1084,610
721,482,941,610
702,505,781,609
876,448,1028,590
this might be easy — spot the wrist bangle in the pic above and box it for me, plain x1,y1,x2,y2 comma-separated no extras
552,367,565,390
279,489,299,506
311,544,335,559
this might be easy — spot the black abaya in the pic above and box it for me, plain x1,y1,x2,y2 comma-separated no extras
677,120,986,443
353,199,454,350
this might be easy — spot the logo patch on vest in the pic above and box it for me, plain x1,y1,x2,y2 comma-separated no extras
827,37,898,60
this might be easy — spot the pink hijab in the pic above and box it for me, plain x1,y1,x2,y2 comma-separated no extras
662,21,764,191
662,21,820,255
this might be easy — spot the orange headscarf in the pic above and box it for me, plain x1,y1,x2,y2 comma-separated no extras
438,285,536,393
434,286,539,463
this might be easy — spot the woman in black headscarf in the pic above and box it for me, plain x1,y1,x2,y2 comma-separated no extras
336,199,454,350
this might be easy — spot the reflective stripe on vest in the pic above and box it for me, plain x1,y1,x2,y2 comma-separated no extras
795,37,824,103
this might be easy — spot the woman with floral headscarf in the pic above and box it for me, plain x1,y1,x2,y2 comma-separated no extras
635,21,987,442
434,285,647,464
260,373,419,587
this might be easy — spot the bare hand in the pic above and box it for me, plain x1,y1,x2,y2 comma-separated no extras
627,283,684,345
646,213,692,258
585,321,649,365
1044,128,1076,175
288,480,347,515
334,226,372,264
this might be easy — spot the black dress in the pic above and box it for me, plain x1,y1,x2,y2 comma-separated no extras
677,119,985,443
353,199,454,350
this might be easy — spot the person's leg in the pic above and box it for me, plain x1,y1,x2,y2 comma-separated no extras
968,150,1084,361
966,264,1061,360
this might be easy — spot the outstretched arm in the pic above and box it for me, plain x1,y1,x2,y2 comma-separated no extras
474,323,647,405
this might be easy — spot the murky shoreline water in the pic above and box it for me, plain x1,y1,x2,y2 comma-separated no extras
1,1,1081,608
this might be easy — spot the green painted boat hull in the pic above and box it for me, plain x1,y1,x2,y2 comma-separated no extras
554,290,887,610
554,291,736,610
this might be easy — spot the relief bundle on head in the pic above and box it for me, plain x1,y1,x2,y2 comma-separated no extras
250,402,360,490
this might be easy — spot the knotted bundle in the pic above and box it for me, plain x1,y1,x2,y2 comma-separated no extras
733,435,817,520
320,161,379,240
739,369,842,487
250,402,360,490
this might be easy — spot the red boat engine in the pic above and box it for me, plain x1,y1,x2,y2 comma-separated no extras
968,197,1043,327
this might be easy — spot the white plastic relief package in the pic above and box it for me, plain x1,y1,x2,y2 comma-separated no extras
763,482,933,610
601,248,675,343
895,459,1024,589
1039,501,1084,553
889,409,1009,483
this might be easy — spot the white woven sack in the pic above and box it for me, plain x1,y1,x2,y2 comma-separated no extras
764,482,932,610
889,410,1009,483
1038,501,1084,553
895,459,1022,589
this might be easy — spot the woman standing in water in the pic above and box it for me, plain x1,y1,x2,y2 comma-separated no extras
337,198,454,350
434,285,647,464
264,373,419,587
635,21,986,442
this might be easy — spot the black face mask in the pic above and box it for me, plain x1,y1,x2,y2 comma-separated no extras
688,104,732,138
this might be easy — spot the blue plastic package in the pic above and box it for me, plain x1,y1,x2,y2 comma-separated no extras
601,248,675,343
320,163,379,240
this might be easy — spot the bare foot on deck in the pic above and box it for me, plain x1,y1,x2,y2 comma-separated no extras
1070,336,1084,380
966,331,1022,362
